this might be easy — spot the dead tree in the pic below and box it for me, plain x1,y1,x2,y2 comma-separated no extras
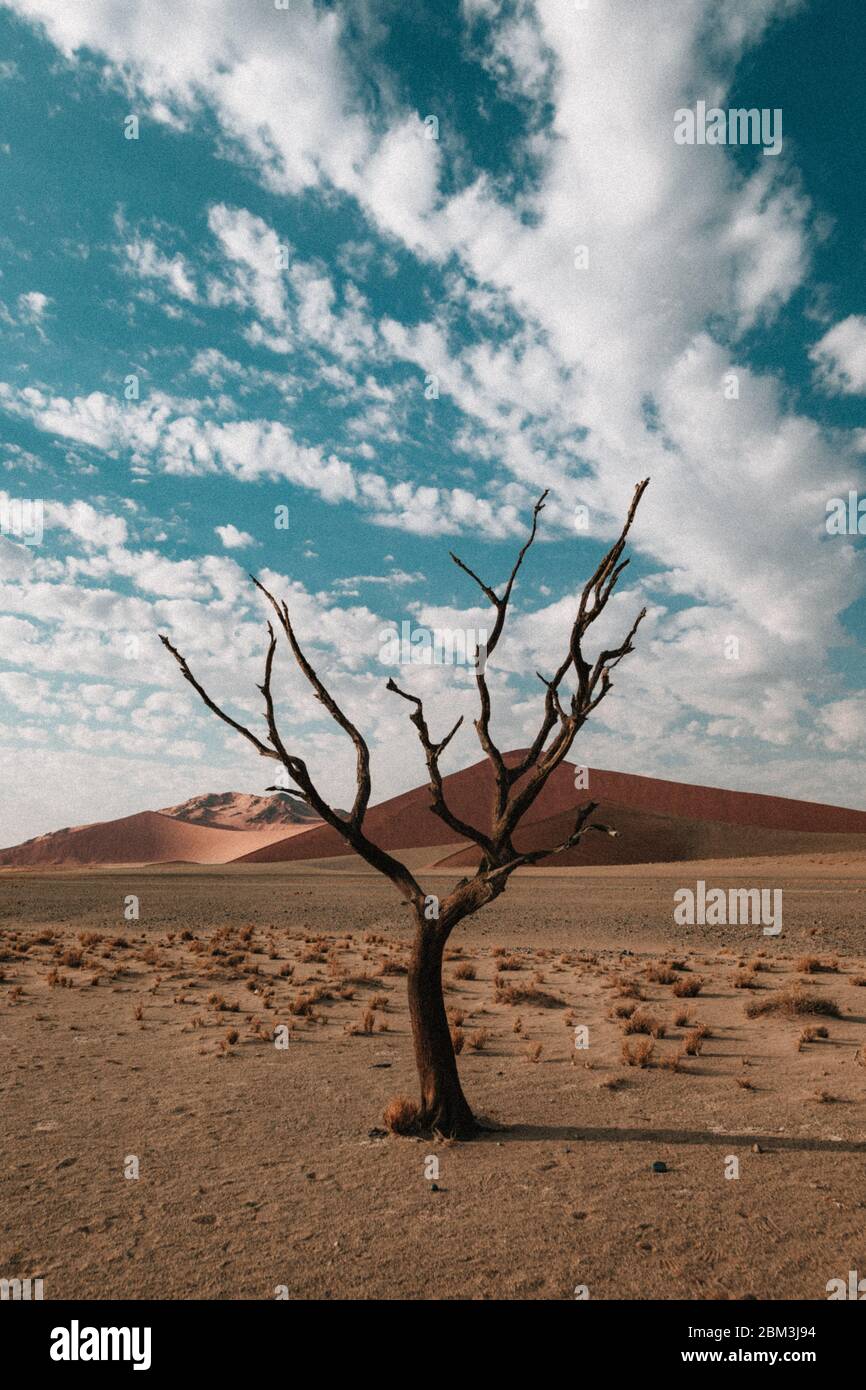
160,478,649,1138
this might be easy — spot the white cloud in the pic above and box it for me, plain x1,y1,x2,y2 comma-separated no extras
810,315,866,395
124,233,198,301
0,381,523,536
215,523,255,550
16,290,51,323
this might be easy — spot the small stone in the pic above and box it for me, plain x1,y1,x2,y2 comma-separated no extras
430,1183,439,1192
651,1160,668,1173
751,1143,762,1153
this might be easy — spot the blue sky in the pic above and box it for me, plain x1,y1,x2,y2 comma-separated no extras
0,0,864,844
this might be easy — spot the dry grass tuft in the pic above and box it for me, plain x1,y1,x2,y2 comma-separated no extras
745,987,841,1020
796,956,838,975
623,1009,666,1038
383,1096,420,1135
621,1036,654,1068
733,969,760,990
683,1028,705,1056
494,978,565,1008
609,1001,636,1020
645,961,679,984
672,976,703,998
453,962,476,980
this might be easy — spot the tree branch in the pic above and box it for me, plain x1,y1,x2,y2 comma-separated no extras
386,678,495,856
449,489,549,817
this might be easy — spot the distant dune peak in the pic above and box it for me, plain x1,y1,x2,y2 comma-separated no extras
0,792,322,869
160,790,319,829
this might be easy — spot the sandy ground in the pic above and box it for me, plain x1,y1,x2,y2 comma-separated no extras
1,855,865,1301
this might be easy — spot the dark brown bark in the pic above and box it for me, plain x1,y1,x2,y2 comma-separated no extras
407,915,477,1138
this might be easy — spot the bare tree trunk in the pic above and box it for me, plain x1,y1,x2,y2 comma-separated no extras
407,915,477,1138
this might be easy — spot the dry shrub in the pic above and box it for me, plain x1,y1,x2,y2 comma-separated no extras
497,956,523,972
733,970,760,989
611,974,642,999
454,962,476,980
451,1026,465,1054
525,1042,543,1063
383,1096,420,1135
745,987,840,1019
673,1007,692,1028
813,1089,835,1104
610,1002,636,1020
795,955,821,974
798,1024,829,1049
133,1004,143,1021
378,959,407,976
494,978,565,1008
226,1028,239,1045
672,976,703,998
345,1010,376,1036
796,956,838,975
448,1009,465,1027
467,1028,490,1051
645,962,678,984
735,1077,754,1090
683,1028,704,1057
623,1009,666,1038
622,1037,654,1068
512,1015,523,1033
290,993,315,1017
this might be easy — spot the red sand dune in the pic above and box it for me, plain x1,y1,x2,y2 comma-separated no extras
238,754,866,868
0,807,314,869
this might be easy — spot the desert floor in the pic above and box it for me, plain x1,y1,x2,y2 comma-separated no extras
1,855,866,1301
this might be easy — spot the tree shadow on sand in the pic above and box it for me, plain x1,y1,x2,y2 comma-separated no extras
484,1124,866,1154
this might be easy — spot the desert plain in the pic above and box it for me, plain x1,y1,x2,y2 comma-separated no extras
2,852,866,1302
